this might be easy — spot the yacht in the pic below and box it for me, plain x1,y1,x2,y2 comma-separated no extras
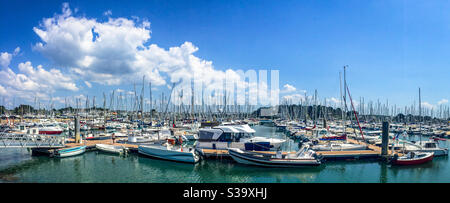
35,123,63,135
195,124,286,151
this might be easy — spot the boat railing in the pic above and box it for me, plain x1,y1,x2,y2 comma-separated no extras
0,132,65,148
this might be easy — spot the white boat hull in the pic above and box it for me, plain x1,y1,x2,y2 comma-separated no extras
96,144,126,154
195,139,284,151
138,145,199,163
312,144,368,151
55,146,86,158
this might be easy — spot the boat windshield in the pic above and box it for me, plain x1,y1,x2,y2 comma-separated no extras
424,143,437,148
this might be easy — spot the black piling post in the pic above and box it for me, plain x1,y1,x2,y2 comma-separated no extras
381,121,389,161
75,116,81,143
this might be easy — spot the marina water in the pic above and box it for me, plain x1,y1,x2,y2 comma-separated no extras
1,125,449,183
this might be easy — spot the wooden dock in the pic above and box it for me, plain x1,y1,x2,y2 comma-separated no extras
199,148,380,160
33,135,402,160
31,138,140,156
64,138,139,150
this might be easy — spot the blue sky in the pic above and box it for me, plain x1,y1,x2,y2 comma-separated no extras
0,0,449,111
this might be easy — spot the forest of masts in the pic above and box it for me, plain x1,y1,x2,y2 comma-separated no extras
278,68,449,124
1,77,260,122
2,75,449,123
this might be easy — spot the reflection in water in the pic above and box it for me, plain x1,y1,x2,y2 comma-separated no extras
0,126,449,183
380,163,388,183
0,155,50,182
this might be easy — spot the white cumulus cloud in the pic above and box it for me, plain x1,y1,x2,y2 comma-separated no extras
281,84,296,93
437,99,448,105
0,61,78,102
421,102,435,110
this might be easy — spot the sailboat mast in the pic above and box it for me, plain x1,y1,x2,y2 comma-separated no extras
339,71,343,129
419,87,422,143
149,82,152,125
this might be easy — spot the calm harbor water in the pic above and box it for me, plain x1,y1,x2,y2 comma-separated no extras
0,125,449,183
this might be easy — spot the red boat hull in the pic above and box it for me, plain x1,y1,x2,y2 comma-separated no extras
430,137,446,141
39,131,63,135
393,154,434,165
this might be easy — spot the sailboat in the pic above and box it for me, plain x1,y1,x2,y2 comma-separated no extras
310,142,368,151
391,151,434,165
413,88,448,156
308,66,368,152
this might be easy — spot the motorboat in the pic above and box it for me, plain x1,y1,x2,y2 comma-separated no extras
95,144,127,154
15,123,63,135
54,146,86,158
37,123,64,135
391,151,434,165
138,142,200,164
195,124,285,151
228,146,321,168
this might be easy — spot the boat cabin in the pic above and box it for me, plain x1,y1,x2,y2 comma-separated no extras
420,141,438,149
197,125,256,142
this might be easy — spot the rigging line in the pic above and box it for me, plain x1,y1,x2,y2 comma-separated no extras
346,85,365,142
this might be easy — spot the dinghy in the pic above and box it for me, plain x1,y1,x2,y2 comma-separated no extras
54,146,86,158
228,146,321,168
391,151,434,165
138,143,200,163
95,144,127,154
